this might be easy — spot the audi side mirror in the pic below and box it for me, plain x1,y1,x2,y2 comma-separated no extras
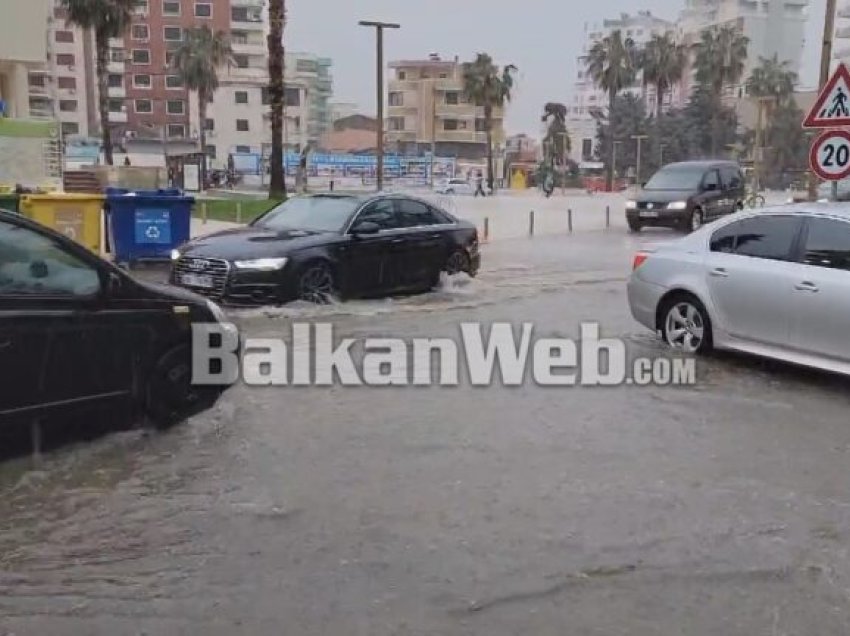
351,221,381,236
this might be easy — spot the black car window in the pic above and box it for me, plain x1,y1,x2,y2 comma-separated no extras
802,217,850,271
702,169,720,191
734,216,800,261
720,166,743,190
352,199,402,231
397,199,445,227
710,220,741,253
0,221,100,297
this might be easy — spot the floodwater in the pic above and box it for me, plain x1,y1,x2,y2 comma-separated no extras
2,230,850,635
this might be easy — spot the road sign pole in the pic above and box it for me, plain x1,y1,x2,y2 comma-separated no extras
809,0,839,199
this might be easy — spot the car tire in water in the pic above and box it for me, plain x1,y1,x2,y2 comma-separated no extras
146,344,222,429
659,293,713,355
682,208,702,233
298,260,336,304
444,250,469,276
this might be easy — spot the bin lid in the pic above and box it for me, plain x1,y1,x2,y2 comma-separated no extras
106,188,193,201
20,192,105,202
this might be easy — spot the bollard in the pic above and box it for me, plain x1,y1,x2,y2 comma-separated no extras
236,201,243,224
202,201,208,225
483,216,490,243
606,205,610,228
568,208,573,233
529,210,535,237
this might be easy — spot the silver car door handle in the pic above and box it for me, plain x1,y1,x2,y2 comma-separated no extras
709,267,729,278
794,281,819,292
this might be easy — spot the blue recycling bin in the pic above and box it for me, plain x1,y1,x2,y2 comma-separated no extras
105,188,194,266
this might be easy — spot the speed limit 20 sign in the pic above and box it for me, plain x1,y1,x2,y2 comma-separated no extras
810,130,850,181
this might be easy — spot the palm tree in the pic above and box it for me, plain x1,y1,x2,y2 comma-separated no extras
267,0,286,198
694,25,749,155
640,33,687,117
541,102,570,167
462,53,517,192
172,26,233,189
586,30,637,189
61,0,134,165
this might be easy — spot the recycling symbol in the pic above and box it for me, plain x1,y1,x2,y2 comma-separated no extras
145,225,161,240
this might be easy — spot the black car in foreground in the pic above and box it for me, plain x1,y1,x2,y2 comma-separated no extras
0,209,233,444
626,160,746,233
170,193,481,305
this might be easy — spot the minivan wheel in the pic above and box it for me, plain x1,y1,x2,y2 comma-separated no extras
684,208,703,233
146,345,222,429
660,295,713,354
628,219,643,233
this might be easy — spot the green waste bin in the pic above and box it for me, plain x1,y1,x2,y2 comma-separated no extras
0,193,19,214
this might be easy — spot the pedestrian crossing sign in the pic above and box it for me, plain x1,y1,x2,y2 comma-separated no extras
803,63,850,128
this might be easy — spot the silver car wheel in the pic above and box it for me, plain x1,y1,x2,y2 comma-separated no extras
664,302,705,353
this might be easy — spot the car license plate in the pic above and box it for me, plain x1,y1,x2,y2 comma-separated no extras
180,273,214,288
640,210,659,218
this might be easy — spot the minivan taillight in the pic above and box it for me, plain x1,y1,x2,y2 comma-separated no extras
633,252,649,270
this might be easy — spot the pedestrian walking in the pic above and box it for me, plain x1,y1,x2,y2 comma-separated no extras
474,170,486,197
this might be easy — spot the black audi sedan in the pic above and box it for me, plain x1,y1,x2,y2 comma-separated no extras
170,193,481,305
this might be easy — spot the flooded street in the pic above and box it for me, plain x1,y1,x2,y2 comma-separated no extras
3,228,850,635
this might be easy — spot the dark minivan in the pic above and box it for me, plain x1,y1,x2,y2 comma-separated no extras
626,160,745,233
0,209,234,439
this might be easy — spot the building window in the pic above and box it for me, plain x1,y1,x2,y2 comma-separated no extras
58,76,76,90
236,119,249,132
134,99,153,114
165,75,183,89
475,118,487,132
235,145,250,154
166,100,185,114
285,87,300,106
231,6,262,22
235,91,249,104
61,122,80,136
28,74,46,88
133,74,151,88
397,71,406,80
388,92,403,106
445,92,459,105
131,24,149,40
107,74,123,88
194,2,212,17
163,26,183,41
444,119,459,131
108,98,124,113
205,145,216,159
133,0,148,14
165,51,175,67
59,100,77,112
439,73,447,79
233,55,249,68
110,48,125,63
167,124,186,138
388,117,405,131
582,138,593,160
56,53,75,66
132,49,150,65
55,30,74,43
204,118,215,131
162,0,180,15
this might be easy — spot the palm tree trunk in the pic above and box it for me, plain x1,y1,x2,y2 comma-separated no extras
484,104,494,192
95,30,113,166
267,0,286,199
656,82,664,118
198,89,208,190
605,89,615,191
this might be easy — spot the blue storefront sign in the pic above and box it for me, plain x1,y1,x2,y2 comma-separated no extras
134,208,171,245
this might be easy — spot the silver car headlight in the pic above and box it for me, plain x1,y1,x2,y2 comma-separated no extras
667,201,688,210
626,200,637,210
233,257,288,271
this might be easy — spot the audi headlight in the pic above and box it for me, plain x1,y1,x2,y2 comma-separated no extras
170,249,181,261
625,200,637,210
233,257,288,271
667,201,688,210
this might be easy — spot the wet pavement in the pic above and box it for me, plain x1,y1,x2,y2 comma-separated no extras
2,225,850,635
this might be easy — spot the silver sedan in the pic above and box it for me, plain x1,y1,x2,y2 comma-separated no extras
628,204,850,375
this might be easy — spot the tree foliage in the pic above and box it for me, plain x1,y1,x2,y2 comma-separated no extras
542,102,569,167
640,33,687,117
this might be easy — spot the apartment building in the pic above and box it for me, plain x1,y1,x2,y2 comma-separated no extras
568,12,676,163
0,0,93,137
386,55,505,160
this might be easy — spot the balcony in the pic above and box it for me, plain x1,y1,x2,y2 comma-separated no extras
108,109,127,123
108,85,126,98
107,60,125,74
436,130,488,144
231,41,266,56
227,65,267,80
386,130,417,142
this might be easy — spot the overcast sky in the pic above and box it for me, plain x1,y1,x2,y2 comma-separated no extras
287,0,826,135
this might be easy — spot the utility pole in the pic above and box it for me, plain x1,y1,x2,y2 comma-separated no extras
811,0,838,200
659,143,666,166
359,20,400,192
631,134,649,185
430,79,436,187
612,140,622,181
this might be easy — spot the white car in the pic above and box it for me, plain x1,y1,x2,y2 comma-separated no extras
434,178,474,196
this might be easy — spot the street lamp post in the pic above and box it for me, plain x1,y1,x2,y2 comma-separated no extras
659,143,666,166
631,134,649,185
612,140,622,180
359,20,400,192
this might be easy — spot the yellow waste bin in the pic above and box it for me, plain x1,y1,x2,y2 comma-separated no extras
19,193,105,253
